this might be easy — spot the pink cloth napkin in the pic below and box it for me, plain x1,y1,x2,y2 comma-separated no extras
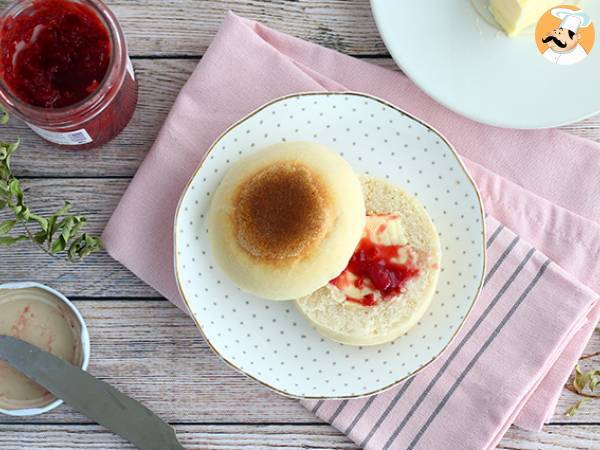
304,217,599,449
102,12,600,449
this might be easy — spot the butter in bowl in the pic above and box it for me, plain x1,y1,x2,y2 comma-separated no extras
0,281,90,416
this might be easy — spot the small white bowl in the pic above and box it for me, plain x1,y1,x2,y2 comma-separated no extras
0,281,90,416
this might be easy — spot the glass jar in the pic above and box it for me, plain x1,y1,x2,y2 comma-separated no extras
0,0,138,149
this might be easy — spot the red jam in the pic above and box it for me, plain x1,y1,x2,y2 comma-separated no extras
0,0,111,108
331,236,420,307
0,0,138,149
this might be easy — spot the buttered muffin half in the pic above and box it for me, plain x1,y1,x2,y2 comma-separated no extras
208,142,365,300
295,176,441,346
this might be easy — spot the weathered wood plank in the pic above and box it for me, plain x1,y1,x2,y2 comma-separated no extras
4,58,598,178
5,59,194,178
499,425,600,450
0,179,158,297
0,1,597,448
0,423,598,450
0,301,597,425
0,300,316,424
0,0,387,58
0,424,357,450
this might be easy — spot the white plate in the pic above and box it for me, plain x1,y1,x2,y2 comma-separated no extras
174,92,485,399
370,0,600,129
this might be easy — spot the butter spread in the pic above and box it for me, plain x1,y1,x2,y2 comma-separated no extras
0,287,82,410
489,0,577,36
330,214,420,305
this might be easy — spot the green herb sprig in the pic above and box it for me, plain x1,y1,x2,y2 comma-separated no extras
0,109,101,260
564,343,600,416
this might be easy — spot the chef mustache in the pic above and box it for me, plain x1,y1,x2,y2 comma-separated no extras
542,35,567,48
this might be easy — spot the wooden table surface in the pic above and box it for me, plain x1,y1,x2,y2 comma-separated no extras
0,1,598,449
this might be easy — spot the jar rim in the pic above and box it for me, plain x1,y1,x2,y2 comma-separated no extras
0,0,128,128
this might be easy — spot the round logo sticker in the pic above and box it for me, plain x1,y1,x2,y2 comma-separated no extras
535,5,595,65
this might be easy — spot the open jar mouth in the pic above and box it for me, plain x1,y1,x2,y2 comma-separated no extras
0,0,128,129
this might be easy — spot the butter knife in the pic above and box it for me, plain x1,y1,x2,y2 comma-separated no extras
0,335,184,450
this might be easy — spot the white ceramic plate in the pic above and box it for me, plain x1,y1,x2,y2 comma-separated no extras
174,92,485,399
370,0,600,129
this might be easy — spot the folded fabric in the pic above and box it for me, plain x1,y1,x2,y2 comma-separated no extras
102,12,600,449
304,216,598,449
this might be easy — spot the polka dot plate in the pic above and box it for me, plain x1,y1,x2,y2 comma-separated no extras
174,92,486,399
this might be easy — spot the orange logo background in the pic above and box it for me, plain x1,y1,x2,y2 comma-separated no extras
535,4,595,55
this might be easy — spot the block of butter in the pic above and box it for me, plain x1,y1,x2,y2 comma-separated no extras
489,0,578,36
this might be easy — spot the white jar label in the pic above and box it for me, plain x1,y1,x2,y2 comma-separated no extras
27,123,93,145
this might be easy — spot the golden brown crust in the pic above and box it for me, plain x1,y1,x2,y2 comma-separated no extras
233,161,331,261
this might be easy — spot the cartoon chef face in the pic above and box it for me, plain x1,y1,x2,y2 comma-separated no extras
538,7,593,65
542,27,580,53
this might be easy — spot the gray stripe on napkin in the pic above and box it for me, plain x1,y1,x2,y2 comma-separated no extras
311,400,324,414
344,396,377,435
405,259,551,450
328,400,349,424
358,378,415,447
314,222,507,425
377,247,535,449
485,236,519,284
486,224,504,248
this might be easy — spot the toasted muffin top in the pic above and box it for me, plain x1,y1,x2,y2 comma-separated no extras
234,161,331,261
208,141,365,301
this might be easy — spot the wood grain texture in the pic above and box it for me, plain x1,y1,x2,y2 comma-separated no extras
0,301,597,426
5,59,193,178
0,424,598,449
0,0,386,58
0,1,599,448
0,179,158,297
0,301,312,424
4,58,599,178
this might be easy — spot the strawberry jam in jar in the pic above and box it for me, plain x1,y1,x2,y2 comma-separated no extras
0,0,137,149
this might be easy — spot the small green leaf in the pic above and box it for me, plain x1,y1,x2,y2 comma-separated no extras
0,235,28,245
589,372,600,391
33,230,47,244
9,178,22,196
68,234,102,260
19,206,30,221
53,201,72,217
0,219,17,235
573,365,599,394
69,216,86,237
0,107,8,125
47,214,57,237
67,236,82,260
50,236,67,254
565,399,588,417
2,139,19,170
573,364,586,392
28,213,48,231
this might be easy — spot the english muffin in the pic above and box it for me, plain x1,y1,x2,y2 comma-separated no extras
295,176,441,346
208,142,365,300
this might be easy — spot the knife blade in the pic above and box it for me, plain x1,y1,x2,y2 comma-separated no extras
0,335,184,450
